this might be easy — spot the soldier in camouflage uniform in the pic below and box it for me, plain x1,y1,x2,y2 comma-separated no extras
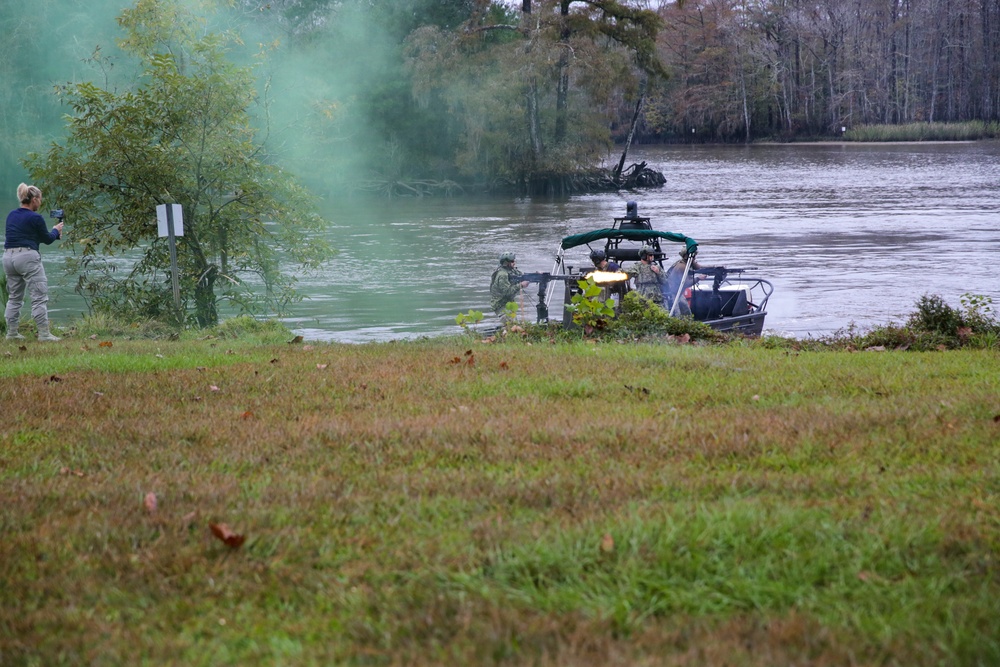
626,247,665,305
490,251,528,317
664,248,701,316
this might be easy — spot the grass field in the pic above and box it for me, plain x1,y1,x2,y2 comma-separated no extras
1,334,998,666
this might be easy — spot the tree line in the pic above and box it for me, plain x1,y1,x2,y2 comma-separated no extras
648,0,1000,142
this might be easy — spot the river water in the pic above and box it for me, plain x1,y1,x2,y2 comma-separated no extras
48,141,1000,342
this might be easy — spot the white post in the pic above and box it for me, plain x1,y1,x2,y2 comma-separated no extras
156,204,184,316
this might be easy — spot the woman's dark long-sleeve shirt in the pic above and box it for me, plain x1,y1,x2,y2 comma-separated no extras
4,208,60,251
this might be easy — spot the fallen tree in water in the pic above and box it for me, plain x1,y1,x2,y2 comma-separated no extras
351,163,664,198
513,161,666,197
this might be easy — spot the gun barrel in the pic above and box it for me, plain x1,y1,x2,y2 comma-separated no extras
519,272,584,283
694,266,758,274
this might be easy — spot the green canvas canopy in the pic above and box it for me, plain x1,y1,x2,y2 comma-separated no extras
560,229,698,255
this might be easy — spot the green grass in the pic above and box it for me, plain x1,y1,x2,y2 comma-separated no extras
1,335,998,666
843,120,1000,142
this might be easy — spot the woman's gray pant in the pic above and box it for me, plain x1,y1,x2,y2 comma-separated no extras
4,248,50,332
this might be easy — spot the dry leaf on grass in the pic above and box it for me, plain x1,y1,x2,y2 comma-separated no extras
241,410,254,420
600,533,615,553
209,385,220,392
209,523,246,548
46,375,62,383
99,341,113,348
144,492,158,514
316,363,328,370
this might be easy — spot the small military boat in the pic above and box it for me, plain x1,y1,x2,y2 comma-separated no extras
518,203,773,336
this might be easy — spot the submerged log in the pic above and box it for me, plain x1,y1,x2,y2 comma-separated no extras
351,163,665,198
517,161,665,196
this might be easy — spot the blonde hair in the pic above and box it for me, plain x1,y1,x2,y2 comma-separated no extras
17,183,41,205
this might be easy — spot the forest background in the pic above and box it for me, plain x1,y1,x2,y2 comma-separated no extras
2,0,999,197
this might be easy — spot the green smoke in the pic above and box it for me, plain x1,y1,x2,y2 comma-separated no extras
0,0,125,190
0,0,478,205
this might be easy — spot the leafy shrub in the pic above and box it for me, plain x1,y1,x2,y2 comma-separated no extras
83,275,181,326
455,309,484,334
565,277,616,333
908,294,965,339
959,293,998,334
902,293,1000,348
612,292,723,341
823,294,1000,351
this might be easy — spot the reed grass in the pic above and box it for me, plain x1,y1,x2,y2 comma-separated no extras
843,120,1000,142
1,335,997,666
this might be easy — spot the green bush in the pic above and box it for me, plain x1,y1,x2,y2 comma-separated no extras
822,293,1000,351
908,294,965,339
81,275,182,327
565,277,616,333
612,292,723,341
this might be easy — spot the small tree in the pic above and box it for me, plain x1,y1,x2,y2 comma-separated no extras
28,0,330,327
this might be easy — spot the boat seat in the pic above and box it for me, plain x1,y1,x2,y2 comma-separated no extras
606,248,644,262
613,217,652,231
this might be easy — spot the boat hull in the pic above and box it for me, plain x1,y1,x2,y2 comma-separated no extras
704,311,767,336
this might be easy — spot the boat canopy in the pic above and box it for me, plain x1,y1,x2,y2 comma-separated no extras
560,229,698,255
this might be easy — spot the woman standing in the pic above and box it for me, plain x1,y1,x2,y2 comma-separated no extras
4,183,63,341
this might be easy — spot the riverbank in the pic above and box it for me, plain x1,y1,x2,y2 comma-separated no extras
1,332,997,666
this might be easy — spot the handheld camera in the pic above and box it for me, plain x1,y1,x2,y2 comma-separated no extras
50,209,65,221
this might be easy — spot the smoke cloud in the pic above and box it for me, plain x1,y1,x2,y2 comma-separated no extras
0,0,418,207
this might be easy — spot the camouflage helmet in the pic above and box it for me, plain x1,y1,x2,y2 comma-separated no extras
589,249,607,264
638,246,654,259
499,251,516,266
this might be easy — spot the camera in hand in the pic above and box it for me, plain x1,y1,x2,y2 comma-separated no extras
50,209,65,221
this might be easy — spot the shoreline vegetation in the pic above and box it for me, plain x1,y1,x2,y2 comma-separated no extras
2,295,998,665
807,120,1000,143
357,121,1000,198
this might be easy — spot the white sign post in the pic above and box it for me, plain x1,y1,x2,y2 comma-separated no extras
155,204,184,314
